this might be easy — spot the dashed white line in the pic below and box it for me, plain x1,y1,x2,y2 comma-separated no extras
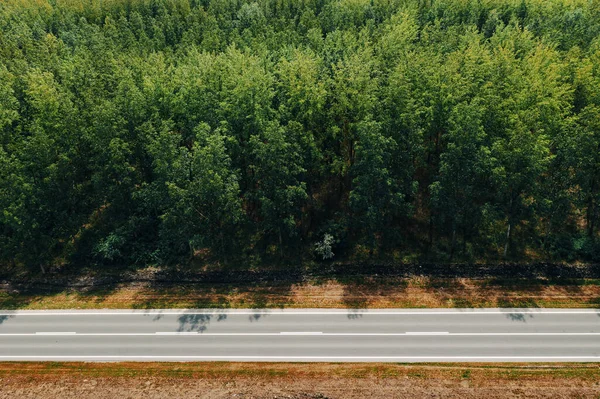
35,332,76,335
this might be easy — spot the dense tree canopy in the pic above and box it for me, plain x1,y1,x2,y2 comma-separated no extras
1,0,600,272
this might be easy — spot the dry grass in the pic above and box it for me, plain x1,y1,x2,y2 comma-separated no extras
2,277,600,309
0,362,599,398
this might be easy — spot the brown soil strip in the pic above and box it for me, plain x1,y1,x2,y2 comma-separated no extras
0,362,599,398
2,277,600,309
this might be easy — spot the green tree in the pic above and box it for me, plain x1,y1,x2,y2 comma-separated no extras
249,122,307,255
350,120,405,251
151,122,242,260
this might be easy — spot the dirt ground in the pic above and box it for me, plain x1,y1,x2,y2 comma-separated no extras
1,363,599,398
2,277,600,309
3,377,599,399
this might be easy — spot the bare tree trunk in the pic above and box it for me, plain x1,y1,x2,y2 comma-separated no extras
278,227,283,258
40,263,46,274
221,233,227,264
504,195,514,258
503,223,511,258
449,223,456,263
587,176,596,238
427,215,434,254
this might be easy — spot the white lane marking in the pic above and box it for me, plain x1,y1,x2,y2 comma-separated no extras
406,332,449,335
0,356,599,360
280,332,323,335
1,332,599,336
35,332,76,335
1,310,599,316
155,332,198,335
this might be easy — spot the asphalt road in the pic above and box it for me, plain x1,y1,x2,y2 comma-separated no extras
0,309,599,362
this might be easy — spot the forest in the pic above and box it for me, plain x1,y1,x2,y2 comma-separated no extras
1,0,600,273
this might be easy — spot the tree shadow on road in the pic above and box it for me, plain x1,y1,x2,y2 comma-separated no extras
177,312,228,332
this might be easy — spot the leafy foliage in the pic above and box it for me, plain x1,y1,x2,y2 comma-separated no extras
1,0,600,272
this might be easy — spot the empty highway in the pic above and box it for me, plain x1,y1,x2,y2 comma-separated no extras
0,309,599,362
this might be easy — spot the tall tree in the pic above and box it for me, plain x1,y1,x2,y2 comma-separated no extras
249,122,307,254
